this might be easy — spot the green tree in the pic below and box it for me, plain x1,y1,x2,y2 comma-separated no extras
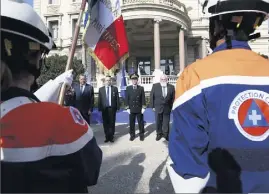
37,54,85,86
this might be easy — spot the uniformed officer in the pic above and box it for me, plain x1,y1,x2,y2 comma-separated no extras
125,73,146,141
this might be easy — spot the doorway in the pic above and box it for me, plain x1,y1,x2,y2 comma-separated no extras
136,57,151,75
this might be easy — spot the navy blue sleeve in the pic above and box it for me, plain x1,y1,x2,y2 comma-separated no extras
79,137,103,186
168,69,210,179
169,94,209,179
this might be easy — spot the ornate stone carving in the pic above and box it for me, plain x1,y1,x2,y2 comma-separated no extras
69,3,80,13
123,0,154,4
154,18,162,23
160,0,174,7
47,5,60,15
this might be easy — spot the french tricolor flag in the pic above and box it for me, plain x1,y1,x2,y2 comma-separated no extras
83,0,129,71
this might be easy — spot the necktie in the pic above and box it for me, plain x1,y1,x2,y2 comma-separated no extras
133,85,136,90
162,86,166,98
106,87,110,106
80,85,83,94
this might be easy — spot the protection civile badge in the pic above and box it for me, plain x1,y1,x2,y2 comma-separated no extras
70,106,86,126
228,90,269,141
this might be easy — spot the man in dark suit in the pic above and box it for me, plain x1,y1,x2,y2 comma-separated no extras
73,75,94,125
150,74,175,141
64,85,75,107
125,73,146,141
98,76,120,143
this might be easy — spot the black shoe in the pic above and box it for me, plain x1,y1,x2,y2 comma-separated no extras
140,135,144,141
156,135,162,141
104,139,109,143
130,136,135,141
165,136,169,141
110,137,114,142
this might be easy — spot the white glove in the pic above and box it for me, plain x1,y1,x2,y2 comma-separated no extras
166,157,210,193
153,108,155,112
54,69,73,86
126,109,130,114
34,69,73,103
141,108,145,114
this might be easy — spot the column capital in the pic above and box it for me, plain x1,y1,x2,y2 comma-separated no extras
177,25,188,33
153,18,162,23
201,36,208,40
177,25,182,32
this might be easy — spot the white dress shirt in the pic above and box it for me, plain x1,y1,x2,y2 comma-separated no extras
106,86,112,106
162,86,167,98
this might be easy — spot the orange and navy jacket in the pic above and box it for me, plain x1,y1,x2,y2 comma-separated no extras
169,40,269,193
0,87,102,193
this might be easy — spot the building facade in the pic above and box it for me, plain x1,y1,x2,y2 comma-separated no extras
34,0,269,91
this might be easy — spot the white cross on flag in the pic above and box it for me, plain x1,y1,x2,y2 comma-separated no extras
83,0,129,71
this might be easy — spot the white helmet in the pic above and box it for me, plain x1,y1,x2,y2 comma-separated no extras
202,0,269,49
1,0,55,52
203,0,269,18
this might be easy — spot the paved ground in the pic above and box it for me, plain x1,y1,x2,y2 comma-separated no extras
88,123,174,194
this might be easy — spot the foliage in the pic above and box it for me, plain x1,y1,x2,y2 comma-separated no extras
37,54,85,87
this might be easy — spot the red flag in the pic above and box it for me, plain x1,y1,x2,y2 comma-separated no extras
83,0,129,71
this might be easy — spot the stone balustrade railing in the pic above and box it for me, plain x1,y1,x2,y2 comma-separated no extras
121,0,187,13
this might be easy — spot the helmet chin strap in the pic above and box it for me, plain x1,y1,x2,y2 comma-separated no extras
202,0,209,14
27,58,45,92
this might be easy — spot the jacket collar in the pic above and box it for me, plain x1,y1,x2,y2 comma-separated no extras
1,87,40,102
213,40,251,53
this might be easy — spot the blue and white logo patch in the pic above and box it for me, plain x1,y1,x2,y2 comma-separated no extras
69,106,86,126
228,90,269,141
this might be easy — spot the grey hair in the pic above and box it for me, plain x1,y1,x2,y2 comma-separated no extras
160,74,168,80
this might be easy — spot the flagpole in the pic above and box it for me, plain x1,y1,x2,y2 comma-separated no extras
58,0,87,105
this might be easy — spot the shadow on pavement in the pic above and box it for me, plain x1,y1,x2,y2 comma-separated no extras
94,124,156,145
149,156,174,194
89,153,145,194
144,124,156,139
94,124,129,146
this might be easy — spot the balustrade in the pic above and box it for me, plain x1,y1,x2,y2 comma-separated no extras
121,0,187,13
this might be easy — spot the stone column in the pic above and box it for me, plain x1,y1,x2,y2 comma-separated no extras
153,18,163,83
178,27,185,74
184,39,188,66
199,38,207,59
154,18,161,70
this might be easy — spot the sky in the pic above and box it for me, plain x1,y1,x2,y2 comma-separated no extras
24,0,33,6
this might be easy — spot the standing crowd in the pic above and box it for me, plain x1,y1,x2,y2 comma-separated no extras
65,72,175,143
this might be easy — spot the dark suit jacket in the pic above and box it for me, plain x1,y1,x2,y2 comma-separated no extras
64,88,76,107
150,83,175,114
125,85,146,113
98,86,120,111
73,83,94,113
